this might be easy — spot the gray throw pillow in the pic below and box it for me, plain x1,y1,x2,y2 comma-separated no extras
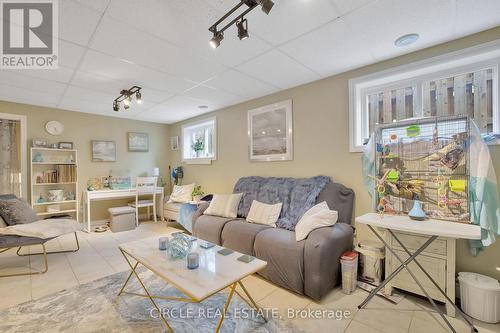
0,198,39,226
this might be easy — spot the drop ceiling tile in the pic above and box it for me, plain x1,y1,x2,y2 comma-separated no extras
329,0,376,15
58,95,145,118
279,18,377,77
59,0,103,46
0,71,67,95
73,0,110,13
70,71,174,103
79,50,196,93
342,0,455,61
204,69,279,99
146,96,215,123
59,40,86,69
236,49,320,89
1,67,76,84
240,0,340,46
0,83,61,107
90,15,227,83
182,85,244,109
454,0,500,37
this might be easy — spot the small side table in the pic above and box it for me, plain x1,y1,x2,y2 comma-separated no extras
356,213,481,333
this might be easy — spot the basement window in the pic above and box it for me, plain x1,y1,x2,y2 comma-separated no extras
349,42,500,152
182,117,217,164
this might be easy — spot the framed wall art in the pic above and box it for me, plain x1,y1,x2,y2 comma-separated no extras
248,100,293,161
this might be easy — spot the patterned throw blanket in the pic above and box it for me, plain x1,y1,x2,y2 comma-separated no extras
233,176,330,231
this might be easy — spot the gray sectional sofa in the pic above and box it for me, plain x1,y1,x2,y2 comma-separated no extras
192,177,354,300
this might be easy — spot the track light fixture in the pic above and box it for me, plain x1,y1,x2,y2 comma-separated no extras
208,0,274,48
113,86,142,112
209,32,224,49
236,19,249,40
256,0,274,14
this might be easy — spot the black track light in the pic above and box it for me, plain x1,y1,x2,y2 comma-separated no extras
113,86,142,112
256,0,274,15
136,91,142,104
113,101,119,112
236,19,249,40
209,32,224,49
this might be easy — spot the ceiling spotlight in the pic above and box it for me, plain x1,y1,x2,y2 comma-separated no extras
394,33,419,47
124,103,130,110
136,91,142,104
123,96,131,106
236,19,249,40
113,101,119,112
255,0,274,15
209,32,224,48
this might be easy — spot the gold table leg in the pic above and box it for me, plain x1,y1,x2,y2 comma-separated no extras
237,281,268,323
214,282,237,333
119,249,174,333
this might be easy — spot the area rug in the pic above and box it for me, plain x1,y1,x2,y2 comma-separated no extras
0,269,302,333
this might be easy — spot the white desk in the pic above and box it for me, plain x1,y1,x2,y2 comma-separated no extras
84,187,164,232
356,213,481,333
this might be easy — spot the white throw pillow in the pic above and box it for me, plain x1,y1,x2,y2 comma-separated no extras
204,193,243,218
246,200,282,227
169,184,195,203
295,201,338,241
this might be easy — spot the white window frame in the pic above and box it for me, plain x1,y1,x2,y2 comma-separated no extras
349,39,500,152
181,116,217,165
0,112,27,198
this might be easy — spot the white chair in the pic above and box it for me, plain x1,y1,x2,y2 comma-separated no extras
128,177,158,226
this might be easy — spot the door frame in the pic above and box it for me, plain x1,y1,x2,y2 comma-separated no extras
0,113,27,199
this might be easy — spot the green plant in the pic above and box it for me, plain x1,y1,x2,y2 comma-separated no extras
191,139,204,152
192,185,204,197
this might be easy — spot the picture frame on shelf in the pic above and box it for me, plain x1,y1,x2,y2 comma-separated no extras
92,140,116,162
58,142,73,149
127,132,149,152
248,99,293,162
170,136,179,150
32,138,48,148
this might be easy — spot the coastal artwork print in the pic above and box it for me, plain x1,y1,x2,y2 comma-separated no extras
248,100,293,161
92,140,116,162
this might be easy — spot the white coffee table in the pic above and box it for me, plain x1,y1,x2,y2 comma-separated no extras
118,236,268,333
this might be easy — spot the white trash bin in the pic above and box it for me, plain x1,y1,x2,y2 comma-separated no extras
356,240,385,284
458,272,500,323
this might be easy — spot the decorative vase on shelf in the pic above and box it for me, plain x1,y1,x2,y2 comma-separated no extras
409,199,427,221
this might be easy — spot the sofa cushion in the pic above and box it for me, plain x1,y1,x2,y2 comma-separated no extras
221,220,271,255
316,182,354,224
164,201,182,213
254,228,305,295
193,214,234,245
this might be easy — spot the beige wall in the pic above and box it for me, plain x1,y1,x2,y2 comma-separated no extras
0,101,170,221
168,27,500,279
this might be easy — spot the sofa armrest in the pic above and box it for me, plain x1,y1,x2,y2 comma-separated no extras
303,223,354,300
191,201,210,231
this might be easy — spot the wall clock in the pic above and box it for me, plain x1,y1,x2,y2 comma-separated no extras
45,121,64,136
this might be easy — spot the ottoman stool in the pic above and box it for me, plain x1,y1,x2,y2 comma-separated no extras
109,206,136,232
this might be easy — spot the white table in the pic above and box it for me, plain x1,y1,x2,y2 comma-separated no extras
83,187,164,232
356,213,481,333
118,236,268,332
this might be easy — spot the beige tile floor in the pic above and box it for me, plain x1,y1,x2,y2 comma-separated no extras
0,221,498,333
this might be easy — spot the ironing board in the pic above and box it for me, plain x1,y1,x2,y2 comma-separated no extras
356,213,481,333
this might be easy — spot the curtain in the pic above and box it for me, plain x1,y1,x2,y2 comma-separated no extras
0,119,21,196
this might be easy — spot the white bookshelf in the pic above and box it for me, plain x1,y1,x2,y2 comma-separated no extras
30,147,79,221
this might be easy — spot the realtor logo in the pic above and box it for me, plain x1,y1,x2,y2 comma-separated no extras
1,0,58,69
